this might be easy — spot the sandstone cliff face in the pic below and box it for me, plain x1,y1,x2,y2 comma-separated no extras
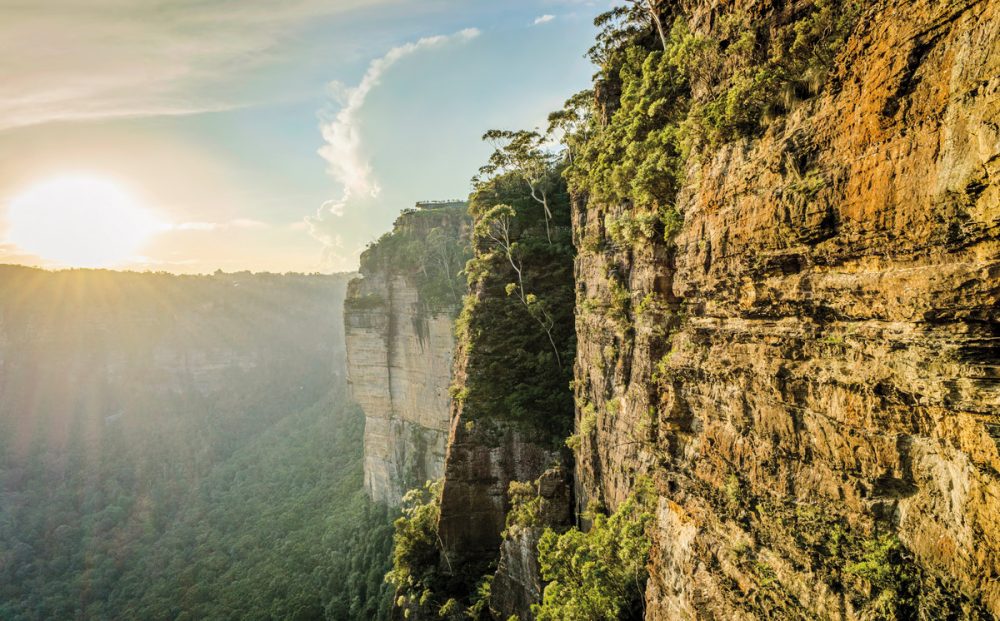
573,0,999,618
345,203,469,506
437,391,568,589
347,273,457,505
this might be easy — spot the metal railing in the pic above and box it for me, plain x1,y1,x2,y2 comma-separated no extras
415,199,467,207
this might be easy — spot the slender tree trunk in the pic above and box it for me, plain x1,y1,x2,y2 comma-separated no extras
646,0,668,50
529,184,554,245
489,221,563,369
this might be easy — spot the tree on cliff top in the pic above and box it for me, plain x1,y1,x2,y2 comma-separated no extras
478,129,557,245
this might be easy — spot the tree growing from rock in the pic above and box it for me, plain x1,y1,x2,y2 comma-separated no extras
478,130,557,245
475,203,563,370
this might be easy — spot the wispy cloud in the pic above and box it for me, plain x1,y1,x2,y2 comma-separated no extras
308,28,480,254
533,14,556,25
0,0,389,130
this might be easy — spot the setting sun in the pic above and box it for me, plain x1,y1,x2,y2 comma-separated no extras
6,175,163,268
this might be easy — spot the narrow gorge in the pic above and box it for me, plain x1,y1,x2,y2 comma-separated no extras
347,0,1000,619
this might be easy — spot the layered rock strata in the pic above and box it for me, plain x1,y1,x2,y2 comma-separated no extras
346,203,470,505
573,0,1000,617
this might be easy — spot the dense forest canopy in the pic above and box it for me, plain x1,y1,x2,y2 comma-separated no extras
0,266,393,620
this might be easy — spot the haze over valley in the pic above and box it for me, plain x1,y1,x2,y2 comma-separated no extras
1,1,997,620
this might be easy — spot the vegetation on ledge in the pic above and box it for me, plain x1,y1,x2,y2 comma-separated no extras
358,204,471,313
457,161,576,442
533,483,655,621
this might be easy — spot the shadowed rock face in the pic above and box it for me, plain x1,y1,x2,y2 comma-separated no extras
345,204,469,506
490,466,573,621
572,0,999,617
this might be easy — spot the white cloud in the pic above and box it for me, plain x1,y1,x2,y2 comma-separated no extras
308,28,480,256
0,0,390,130
533,14,556,25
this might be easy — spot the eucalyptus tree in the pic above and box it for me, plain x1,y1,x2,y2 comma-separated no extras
475,203,562,370
478,129,557,245
547,90,594,164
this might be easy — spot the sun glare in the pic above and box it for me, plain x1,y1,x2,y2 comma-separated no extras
6,175,164,268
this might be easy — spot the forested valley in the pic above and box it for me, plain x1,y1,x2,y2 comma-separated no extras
0,266,393,620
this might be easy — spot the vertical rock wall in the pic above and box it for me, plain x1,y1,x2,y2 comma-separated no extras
572,0,999,617
346,274,456,505
345,204,469,506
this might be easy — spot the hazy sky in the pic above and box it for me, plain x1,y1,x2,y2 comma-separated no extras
0,0,606,273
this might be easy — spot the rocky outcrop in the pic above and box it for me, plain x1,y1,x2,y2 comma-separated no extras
426,170,577,616
347,273,457,505
436,412,566,585
490,466,573,621
345,202,470,506
573,0,999,618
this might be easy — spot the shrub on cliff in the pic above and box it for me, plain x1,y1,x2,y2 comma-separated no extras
532,483,655,621
555,0,862,212
386,480,445,615
565,19,704,221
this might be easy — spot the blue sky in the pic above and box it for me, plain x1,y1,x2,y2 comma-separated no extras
0,0,607,273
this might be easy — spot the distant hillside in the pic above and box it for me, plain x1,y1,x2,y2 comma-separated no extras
0,265,349,455
0,266,393,620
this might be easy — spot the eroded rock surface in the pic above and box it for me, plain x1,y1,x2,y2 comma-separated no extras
572,0,999,617
345,203,469,505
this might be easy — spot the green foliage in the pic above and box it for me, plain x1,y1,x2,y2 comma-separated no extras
547,90,595,163
847,534,920,620
478,131,553,189
608,277,632,328
635,292,655,316
604,209,660,248
568,21,700,213
439,598,461,618
466,575,494,620
360,205,471,312
387,480,500,620
699,0,861,146
701,66,785,143
724,474,741,507
504,481,542,537
386,480,444,611
457,169,577,442
739,494,989,619
532,483,656,621
787,168,828,201
587,4,648,68
652,350,675,385
559,0,862,221
579,402,599,441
